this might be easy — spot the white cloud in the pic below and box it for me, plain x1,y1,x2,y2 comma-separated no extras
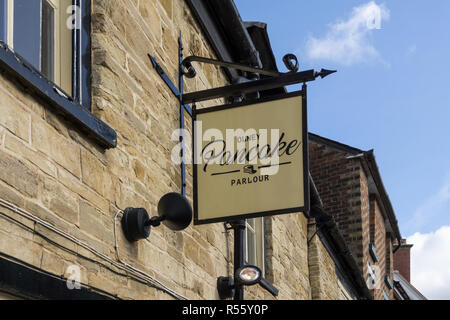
407,44,417,55
408,226,450,300
305,1,389,65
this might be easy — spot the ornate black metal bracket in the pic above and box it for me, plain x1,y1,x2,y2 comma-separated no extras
179,54,336,104
148,54,192,117
182,68,336,104
148,33,192,196
181,52,307,78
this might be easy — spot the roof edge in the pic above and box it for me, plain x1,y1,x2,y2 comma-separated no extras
363,151,402,243
308,132,402,243
309,132,365,155
394,270,427,300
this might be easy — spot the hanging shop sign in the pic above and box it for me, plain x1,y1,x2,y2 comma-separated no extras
193,91,310,225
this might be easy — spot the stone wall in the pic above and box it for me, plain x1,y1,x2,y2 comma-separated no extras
265,214,311,300
0,0,315,300
307,218,354,300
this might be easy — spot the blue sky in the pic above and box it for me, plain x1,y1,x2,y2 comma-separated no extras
236,0,450,299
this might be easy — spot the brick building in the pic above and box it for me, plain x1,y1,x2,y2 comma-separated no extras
0,0,412,301
309,133,406,300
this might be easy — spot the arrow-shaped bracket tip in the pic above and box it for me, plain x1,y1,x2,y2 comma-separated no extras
315,69,337,79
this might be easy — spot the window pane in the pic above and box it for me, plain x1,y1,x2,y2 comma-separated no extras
247,229,256,266
60,0,73,95
255,218,265,272
41,0,54,81
0,0,6,42
14,0,42,70
79,0,91,108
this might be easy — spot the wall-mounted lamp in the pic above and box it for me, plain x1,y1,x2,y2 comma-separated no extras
121,193,192,242
236,265,262,286
217,265,266,299
217,276,234,300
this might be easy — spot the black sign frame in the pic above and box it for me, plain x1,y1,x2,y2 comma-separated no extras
192,90,310,225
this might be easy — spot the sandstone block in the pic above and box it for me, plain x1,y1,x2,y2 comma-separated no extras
32,118,81,178
0,150,39,198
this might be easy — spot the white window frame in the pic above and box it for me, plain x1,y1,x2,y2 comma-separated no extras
3,0,73,95
6,0,14,47
245,217,265,274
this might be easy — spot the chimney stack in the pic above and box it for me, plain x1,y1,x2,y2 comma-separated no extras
394,239,413,282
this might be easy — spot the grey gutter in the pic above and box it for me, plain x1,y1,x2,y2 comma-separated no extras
207,0,262,69
184,0,239,80
244,22,278,72
184,0,263,82
309,173,323,209
244,21,286,97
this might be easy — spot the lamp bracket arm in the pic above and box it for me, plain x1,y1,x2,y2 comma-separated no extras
145,215,166,227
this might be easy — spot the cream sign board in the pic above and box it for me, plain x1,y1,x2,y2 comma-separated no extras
193,91,309,225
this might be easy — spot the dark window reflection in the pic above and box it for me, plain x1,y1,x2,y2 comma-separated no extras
14,0,42,71
0,0,6,42
41,0,54,81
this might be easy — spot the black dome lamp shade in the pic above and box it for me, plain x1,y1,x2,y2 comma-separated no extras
157,193,192,231
121,193,193,242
